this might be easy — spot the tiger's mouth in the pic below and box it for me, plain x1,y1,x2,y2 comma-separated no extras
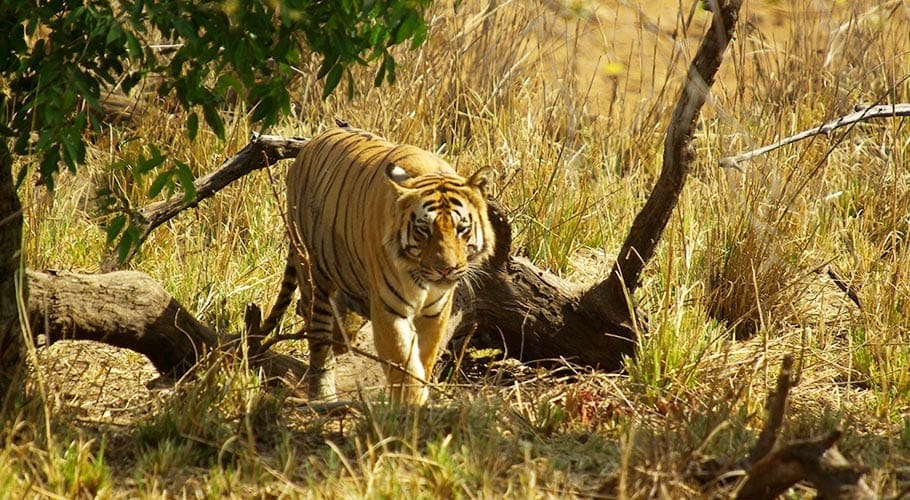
418,267,465,285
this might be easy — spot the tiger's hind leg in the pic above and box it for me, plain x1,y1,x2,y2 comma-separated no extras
329,293,365,355
304,285,338,401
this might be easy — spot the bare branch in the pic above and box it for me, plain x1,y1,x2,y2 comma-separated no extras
720,103,910,170
104,133,308,269
141,134,306,231
586,0,744,314
744,355,794,468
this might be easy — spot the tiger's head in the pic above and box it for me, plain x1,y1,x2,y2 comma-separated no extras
386,163,495,286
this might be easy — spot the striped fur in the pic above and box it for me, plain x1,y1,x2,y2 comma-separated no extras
261,126,495,404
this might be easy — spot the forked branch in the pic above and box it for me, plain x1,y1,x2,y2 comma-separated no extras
586,0,744,315
729,355,874,499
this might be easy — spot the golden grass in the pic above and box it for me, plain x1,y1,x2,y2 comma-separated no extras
8,0,910,497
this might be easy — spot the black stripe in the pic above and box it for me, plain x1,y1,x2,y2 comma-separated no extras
382,272,410,308
302,129,347,187
382,300,408,319
322,137,388,295
424,292,448,310
328,161,368,293
341,152,380,286
312,303,333,317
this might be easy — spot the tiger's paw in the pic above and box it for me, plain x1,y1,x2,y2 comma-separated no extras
307,369,338,402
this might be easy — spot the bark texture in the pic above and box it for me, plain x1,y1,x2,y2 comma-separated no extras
0,140,25,418
451,204,636,369
26,269,308,382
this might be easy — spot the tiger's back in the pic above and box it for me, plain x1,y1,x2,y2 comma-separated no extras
268,126,495,404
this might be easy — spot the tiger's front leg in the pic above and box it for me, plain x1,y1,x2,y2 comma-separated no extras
414,293,454,388
371,304,428,405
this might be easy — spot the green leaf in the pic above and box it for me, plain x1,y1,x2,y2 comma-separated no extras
14,166,29,190
106,214,126,244
187,112,199,141
124,30,143,60
410,18,428,48
39,146,60,191
215,74,243,95
383,53,397,84
201,103,225,139
61,133,85,171
121,71,142,94
322,63,344,98
317,53,339,79
392,13,416,44
373,58,387,87
148,170,174,198
136,145,165,174
106,21,123,45
69,70,101,110
116,223,140,264
174,161,197,201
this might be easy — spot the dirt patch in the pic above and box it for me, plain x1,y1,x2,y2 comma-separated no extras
36,341,161,426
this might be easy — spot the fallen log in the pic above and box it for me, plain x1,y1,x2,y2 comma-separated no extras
25,269,308,383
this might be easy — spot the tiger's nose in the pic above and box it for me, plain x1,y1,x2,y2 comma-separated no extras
437,266,455,277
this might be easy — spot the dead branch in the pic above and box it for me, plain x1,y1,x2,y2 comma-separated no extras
720,103,910,170
584,0,744,318
744,355,794,468
103,133,308,269
725,355,875,499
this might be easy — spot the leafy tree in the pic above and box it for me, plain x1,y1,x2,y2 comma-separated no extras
0,0,430,417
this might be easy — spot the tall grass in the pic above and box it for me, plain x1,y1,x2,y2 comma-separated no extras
9,0,910,496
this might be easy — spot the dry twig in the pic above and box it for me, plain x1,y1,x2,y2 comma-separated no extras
720,103,910,170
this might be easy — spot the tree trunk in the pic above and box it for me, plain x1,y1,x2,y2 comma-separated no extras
0,139,26,419
451,204,636,370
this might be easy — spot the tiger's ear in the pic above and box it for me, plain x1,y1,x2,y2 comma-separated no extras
467,166,493,194
385,163,412,187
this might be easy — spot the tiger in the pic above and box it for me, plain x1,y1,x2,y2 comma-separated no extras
259,124,495,405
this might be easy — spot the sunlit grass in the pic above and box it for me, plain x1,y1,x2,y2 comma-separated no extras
9,0,910,497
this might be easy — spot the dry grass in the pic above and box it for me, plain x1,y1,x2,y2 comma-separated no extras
7,0,910,497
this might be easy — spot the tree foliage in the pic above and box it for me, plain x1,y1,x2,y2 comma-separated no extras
0,0,431,191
